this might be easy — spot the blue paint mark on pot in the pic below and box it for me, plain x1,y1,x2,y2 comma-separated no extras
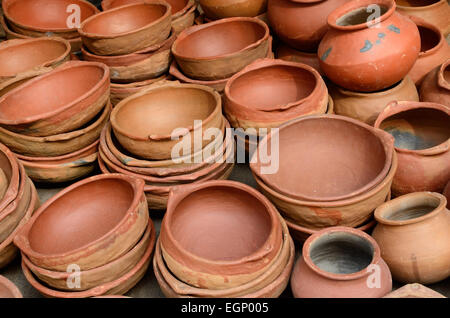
321,47,332,61
378,32,385,38
376,39,381,44
388,24,400,34
360,40,373,53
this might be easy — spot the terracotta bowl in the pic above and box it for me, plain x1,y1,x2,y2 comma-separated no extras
171,2,196,33
0,143,19,213
199,0,267,20
110,82,223,160
0,61,110,137
0,275,22,297
160,180,283,290
79,2,172,56
251,115,394,202
0,67,50,98
110,75,167,106
172,17,270,80
14,174,149,271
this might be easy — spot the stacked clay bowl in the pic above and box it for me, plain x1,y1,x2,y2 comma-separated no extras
15,174,156,298
0,61,111,184
198,0,268,21
154,180,295,298
0,142,39,270
250,115,397,243
1,0,99,52
0,275,22,297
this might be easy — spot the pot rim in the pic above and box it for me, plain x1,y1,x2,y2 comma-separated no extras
0,275,23,298
169,60,230,84
330,76,413,97
110,75,167,90
409,16,445,58
0,143,20,212
438,59,450,90
395,0,446,10
78,2,171,39
102,0,194,19
285,216,377,235
172,16,270,61
302,226,382,281
374,191,447,226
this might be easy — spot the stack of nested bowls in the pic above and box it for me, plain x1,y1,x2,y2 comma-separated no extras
100,81,235,210
0,143,39,270
197,0,268,23
250,115,397,244
170,17,272,94
79,2,174,106
154,180,295,298
15,174,156,298
0,60,111,184
1,0,99,52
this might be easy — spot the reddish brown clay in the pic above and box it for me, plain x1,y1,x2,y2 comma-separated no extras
0,142,19,213
444,180,450,209
0,275,22,297
200,0,267,20
275,43,323,75
420,59,450,107
110,75,167,106
384,283,446,298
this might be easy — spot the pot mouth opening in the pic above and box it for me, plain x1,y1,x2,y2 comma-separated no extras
395,0,441,8
336,5,389,27
417,25,441,54
383,198,438,221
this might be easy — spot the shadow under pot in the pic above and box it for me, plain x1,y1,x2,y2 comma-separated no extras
374,100,450,195
420,59,450,107
372,191,450,284
290,226,392,298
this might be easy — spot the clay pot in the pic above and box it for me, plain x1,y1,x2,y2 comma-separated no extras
199,0,267,20
160,180,283,289
318,0,420,92
330,76,419,125
251,115,394,202
374,101,450,195
384,283,446,298
224,58,328,131
14,174,149,271
172,17,270,80
0,61,110,137
0,143,18,211
0,68,50,98
79,2,172,56
171,3,196,33
110,75,167,106
110,82,223,160
2,0,98,39
444,180,450,209
372,192,450,284
395,0,450,36
0,275,22,298
420,59,450,107
408,17,450,85
291,227,392,298
275,43,322,75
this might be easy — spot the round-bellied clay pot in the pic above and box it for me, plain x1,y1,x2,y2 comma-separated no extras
420,59,450,107
110,82,223,160
159,180,283,290
374,101,450,195
318,0,420,92
0,275,22,297
407,17,450,85
291,227,392,298
330,76,419,125
275,43,322,75
267,0,349,52
0,61,110,137
199,0,267,20
372,192,450,284
79,2,172,56
395,0,450,36
14,174,149,271
172,17,270,80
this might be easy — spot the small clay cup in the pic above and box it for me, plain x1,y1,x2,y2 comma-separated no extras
199,0,267,20
420,59,450,107
0,275,22,297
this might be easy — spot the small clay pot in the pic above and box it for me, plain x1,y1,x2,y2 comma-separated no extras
408,17,450,85
372,192,450,284
0,61,110,137
172,17,270,80
199,0,267,20
318,0,420,92
79,2,172,56
330,76,419,125
160,180,283,289
0,275,22,298
110,82,223,160
14,174,149,271
374,101,450,195
275,43,322,75
0,142,19,213
420,59,450,107
291,227,392,298
384,283,446,298
110,75,167,106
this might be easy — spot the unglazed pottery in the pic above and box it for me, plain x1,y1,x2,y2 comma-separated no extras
318,0,420,92
0,61,110,137
110,82,222,160
444,180,450,209
79,2,172,56
374,101,450,195
291,227,392,298
330,76,419,125
110,75,167,106
172,17,270,80
200,0,267,20
420,59,450,106
267,0,349,52
160,180,283,289
0,275,22,297
14,174,149,271
0,143,19,211
372,192,450,284
275,43,322,75
384,283,446,298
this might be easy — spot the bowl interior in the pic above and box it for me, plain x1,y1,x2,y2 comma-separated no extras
228,64,316,110
380,194,440,221
28,178,135,255
107,0,188,15
379,108,450,150
175,20,266,58
417,24,440,53
170,185,272,261
115,86,216,137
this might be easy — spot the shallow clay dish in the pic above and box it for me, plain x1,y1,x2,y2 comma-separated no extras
14,174,148,271
0,142,19,212
0,275,22,297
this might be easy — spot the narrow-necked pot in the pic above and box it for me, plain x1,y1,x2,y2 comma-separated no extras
374,101,450,195
291,227,392,298
275,43,323,75
0,142,19,212
110,75,167,106
14,174,149,271
172,17,270,80
372,192,450,284
200,0,267,20
0,275,22,297
420,59,450,107
79,2,172,56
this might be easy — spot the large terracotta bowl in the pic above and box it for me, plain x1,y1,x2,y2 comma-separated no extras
0,275,22,298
